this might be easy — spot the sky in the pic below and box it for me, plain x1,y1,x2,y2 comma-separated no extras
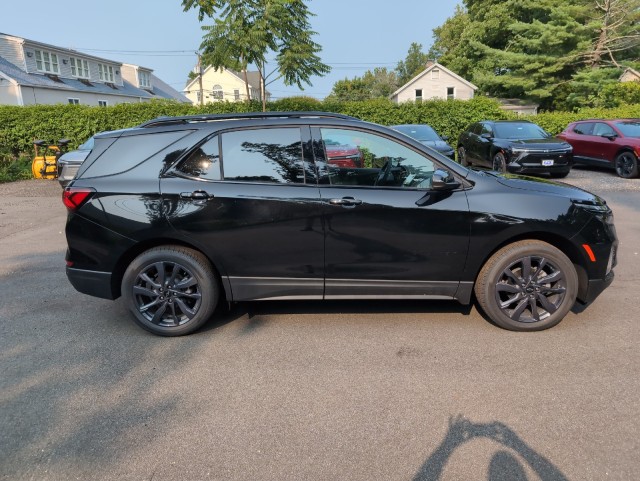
1,0,462,100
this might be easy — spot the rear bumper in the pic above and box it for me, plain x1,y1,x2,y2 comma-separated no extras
66,267,116,300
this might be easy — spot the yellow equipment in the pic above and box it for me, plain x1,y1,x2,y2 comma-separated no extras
31,139,69,179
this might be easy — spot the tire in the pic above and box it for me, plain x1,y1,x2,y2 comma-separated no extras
614,151,639,179
550,171,570,179
122,246,219,336
474,240,578,331
457,146,469,166
492,152,507,173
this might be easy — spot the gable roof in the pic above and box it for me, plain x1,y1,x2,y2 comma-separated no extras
184,66,269,94
391,61,478,98
620,67,640,81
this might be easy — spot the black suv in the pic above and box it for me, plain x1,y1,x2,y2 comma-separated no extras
457,120,573,178
63,112,617,336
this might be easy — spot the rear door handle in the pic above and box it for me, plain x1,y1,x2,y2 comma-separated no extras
329,197,363,207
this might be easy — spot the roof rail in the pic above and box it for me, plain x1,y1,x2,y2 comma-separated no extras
139,111,358,128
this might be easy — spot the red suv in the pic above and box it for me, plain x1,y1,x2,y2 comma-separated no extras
557,119,640,178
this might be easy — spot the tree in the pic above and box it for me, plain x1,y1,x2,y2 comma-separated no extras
326,68,398,101
396,43,431,86
182,0,330,111
429,0,640,110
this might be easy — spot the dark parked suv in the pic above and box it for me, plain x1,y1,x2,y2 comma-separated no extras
457,120,573,177
63,112,617,336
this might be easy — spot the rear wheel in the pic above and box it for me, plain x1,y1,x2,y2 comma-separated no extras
474,240,578,331
457,146,469,166
492,152,507,173
122,246,219,336
614,151,639,178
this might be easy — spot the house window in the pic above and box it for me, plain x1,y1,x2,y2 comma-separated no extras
431,69,440,79
98,100,108,107
447,87,455,100
70,57,90,78
138,70,151,88
415,89,423,102
35,50,60,74
68,98,80,105
234,89,240,101
212,84,223,100
98,64,115,83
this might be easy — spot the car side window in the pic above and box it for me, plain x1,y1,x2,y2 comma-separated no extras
177,135,221,180
319,128,435,189
221,128,305,184
592,123,616,137
470,123,482,135
480,123,494,136
573,123,594,135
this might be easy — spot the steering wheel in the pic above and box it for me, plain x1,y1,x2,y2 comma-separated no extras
374,158,393,186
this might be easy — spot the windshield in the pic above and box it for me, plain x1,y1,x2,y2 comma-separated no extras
614,121,640,138
493,123,550,140
392,125,441,142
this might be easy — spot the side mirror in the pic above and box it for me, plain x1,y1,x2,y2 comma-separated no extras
441,135,449,141
603,134,618,141
480,133,493,140
432,169,461,191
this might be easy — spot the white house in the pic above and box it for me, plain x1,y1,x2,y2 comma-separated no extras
0,32,189,106
619,67,640,83
183,66,271,105
391,61,477,103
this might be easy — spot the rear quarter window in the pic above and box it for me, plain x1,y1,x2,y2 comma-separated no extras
80,131,192,178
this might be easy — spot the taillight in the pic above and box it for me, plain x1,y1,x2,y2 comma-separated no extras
63,187,95,211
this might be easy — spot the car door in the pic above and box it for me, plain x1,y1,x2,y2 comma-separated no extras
591,122,620,163
311,126,471,299
160,126,325,301
476,122,495,167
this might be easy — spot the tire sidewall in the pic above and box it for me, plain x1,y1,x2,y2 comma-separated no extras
615,152,638,179
122,247,218,336
475,241,578,331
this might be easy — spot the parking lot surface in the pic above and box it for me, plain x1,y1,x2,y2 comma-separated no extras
1,167,639,480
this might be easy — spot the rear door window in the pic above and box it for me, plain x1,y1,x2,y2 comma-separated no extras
220,128,305,184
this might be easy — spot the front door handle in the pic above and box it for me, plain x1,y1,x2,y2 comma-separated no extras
329,197,363,207
180,190,211,200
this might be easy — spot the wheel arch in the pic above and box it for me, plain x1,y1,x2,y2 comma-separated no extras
470,231,589,301
111,238,231,301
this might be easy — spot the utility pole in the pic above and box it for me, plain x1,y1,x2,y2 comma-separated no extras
197,52,204,107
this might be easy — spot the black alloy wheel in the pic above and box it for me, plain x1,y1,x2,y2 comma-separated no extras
614,151,639,179
475,240,578,331
122,246,218,336
492,152,507,172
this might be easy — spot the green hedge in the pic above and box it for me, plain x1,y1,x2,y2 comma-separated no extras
1,98,639,180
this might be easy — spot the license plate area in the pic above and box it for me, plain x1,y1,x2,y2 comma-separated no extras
542,159,554,166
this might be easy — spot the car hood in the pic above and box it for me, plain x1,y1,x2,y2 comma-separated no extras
419,140,453,152
490,172,600,202
504,138,571,150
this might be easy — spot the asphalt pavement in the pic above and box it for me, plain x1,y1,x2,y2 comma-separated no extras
1,167,638,481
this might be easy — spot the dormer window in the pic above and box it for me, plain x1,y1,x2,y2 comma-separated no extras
138,70,151,88
98,63,115,83
70,57,90,79
35,49,60,74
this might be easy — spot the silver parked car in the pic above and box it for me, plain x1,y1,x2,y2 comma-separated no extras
57,136,94,187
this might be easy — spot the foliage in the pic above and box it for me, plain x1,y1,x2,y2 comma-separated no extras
430,0,640,110
326,68,399,101
183,0,330,111
1,98,639,181
395,42,431,86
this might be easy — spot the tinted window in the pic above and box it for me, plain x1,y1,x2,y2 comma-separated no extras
470,123,482,135
221,128,304,184
82,131,191,178
493,122,549,139
320,128,435,188
592,122,617,137
480,123,494,136
573,122,594,135
177,135,221,181
615,121,640,138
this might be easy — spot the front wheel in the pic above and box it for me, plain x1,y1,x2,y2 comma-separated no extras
614,151,639,178
492,152,507,173
474,240,578,331
122,246,219,336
